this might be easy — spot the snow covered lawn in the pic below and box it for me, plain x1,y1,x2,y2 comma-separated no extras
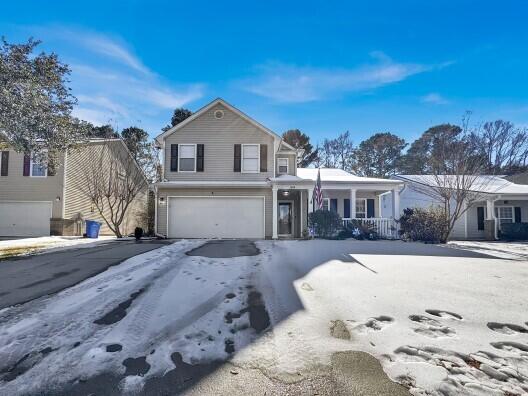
0,239,527,395
0,236,116,258
448,240,528,261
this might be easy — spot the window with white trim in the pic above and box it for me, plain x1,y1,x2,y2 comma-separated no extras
494,206,514,228
322,198,330,211
355,198,366,218
242,144,259,173
30,155,47,177
277,158,288,174
179,144,196,172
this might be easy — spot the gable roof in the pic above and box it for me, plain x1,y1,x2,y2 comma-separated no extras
395,174,528,195
155,98,295,150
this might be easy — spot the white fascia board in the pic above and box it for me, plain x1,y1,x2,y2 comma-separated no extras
154,181,270,188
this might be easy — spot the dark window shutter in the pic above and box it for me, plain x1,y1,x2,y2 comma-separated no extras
514,207,521,223
234,144,241,172
367,199,375,218
0,151,8,176
196,144,204,172
23,153,30,176
260,144,267,172
477,207,485,230
344,199,350,218
330,198,338,213
170,144,178,172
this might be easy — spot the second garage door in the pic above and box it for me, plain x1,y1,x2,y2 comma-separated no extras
167,196,265,239
0,201,52,237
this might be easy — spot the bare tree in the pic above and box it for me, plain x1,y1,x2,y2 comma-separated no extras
472,120,528,173
78,141,148,237
317,131,355,170
409,117,504,242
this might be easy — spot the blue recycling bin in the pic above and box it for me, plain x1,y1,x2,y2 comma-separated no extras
85,220,101,238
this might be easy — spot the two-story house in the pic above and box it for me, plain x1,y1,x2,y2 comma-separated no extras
153,98,403,239
0,139,147,237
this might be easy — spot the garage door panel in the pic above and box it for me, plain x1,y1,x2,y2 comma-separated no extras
168,197,264,239
0,202,52,236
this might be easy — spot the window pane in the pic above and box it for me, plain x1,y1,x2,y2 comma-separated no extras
279,166,288,173
180,145,195,158
356,199,365,212
323,200,329,211
500,207,513,219
32,162,46,176
179,158,195,171
243,145,258,158
243,158,258,172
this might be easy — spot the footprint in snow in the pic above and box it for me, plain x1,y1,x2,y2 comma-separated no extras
300,282,314,291
425,309,463,320
353,316,394,332
487,322,528,335
490,341,528,354
409,315,456,338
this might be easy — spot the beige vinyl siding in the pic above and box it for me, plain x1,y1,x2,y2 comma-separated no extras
163,104,274,182
276,153,297,176
64,141,147,236
157,187,273,238
0,149,65,218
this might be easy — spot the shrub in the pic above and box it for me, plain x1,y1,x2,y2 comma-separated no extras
501,223,528,240
308,210,342,238
399,207,449,243
344,219,378,240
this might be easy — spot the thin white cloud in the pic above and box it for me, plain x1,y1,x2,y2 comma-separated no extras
241,53,446,103
77,33,152,75
421,93,450,105
69,62,205,129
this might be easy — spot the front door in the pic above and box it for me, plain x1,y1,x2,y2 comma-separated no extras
278,202,293,236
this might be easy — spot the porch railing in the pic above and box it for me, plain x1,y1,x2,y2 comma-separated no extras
342,218,399,239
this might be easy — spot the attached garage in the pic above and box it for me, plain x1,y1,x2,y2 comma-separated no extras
167,196,265,239
0,201,52,237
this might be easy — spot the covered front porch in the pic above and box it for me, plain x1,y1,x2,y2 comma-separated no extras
270,171,404,239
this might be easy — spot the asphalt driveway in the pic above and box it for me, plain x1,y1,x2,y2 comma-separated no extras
0,239,172,309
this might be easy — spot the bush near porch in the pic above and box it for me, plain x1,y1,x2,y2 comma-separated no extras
399,207,449,243
500,223,528,240
308,210,342,238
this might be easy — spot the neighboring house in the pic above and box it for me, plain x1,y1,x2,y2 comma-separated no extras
506,171,528,185
380,174,528,240
0,139,147,237
153,98,403,239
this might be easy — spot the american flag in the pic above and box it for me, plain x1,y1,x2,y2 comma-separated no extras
313,168,323,210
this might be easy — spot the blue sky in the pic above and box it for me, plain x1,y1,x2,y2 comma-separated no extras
1,0,527,144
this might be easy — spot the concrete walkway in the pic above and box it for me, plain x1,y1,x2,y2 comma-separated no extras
0,239,172,309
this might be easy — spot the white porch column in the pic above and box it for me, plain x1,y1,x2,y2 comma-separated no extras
308,188,314,213
300,190,304,234
350,189,357,218
272,185,278,239
486,198,498,239
392,188,400,220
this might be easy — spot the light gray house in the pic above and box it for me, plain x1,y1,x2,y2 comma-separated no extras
153,98,403,239
381,174,528,240
0,139,147,237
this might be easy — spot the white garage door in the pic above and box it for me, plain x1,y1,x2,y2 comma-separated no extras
0,202,52,237
168,196,265,239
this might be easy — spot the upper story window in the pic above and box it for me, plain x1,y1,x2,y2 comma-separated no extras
30,156,47,177
277,158,288,174
179,144,196,172
242,144,259,173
